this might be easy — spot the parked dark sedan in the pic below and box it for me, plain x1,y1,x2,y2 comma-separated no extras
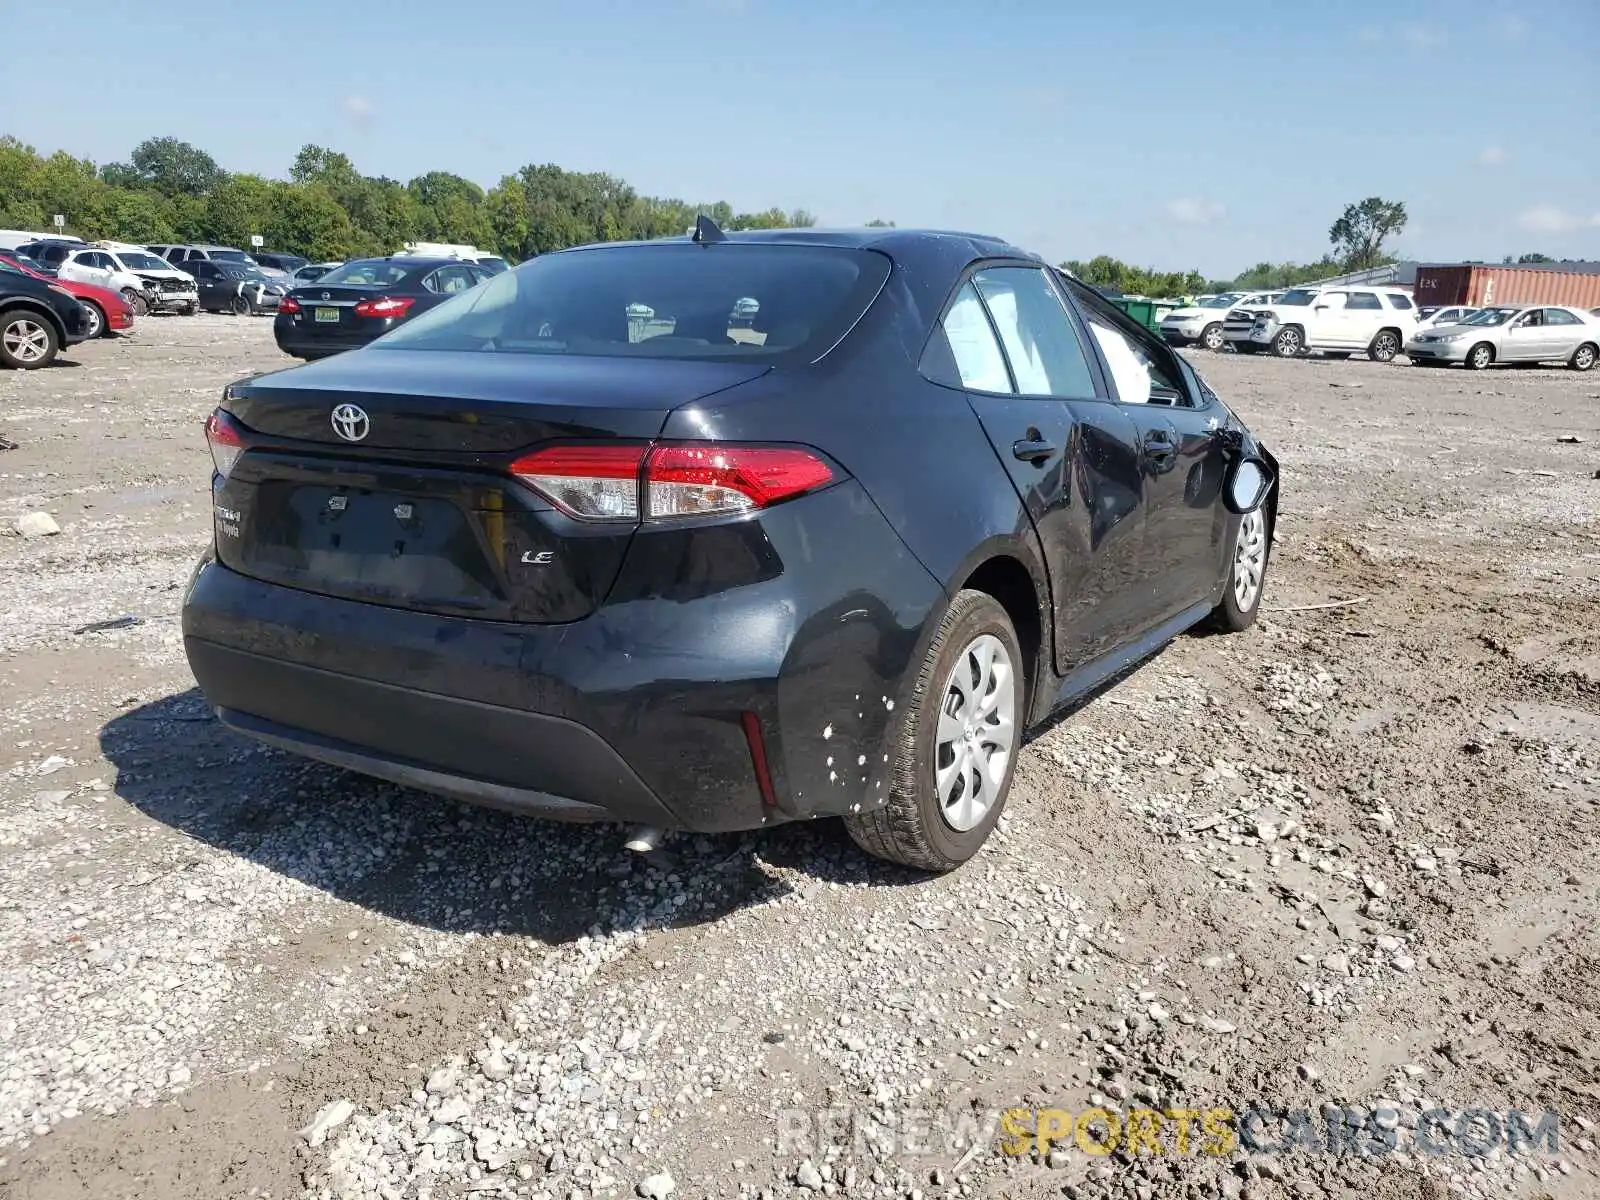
190,260,288,314
1,260,94,368
273,256,490,359
183,223,1277,871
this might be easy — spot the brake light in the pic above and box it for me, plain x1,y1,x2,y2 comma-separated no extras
507,442,836,521
645,444,834,517
509,444,646,520
353,296,415,319
205,409,246,479
279,295,301,315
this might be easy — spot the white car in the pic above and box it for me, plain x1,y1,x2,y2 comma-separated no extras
1223,286,1419,362
1160,291,1284,351
56,242,199,316
1416,305,1478,330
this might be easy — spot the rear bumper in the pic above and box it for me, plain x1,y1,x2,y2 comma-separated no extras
180,481,945,832
273,324,375,357
191,640,679,827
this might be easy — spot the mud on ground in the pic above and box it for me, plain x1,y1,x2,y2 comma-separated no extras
1,317,1598,1200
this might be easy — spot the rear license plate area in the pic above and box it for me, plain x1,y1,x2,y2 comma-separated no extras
245,484,501,607
314,307,340,323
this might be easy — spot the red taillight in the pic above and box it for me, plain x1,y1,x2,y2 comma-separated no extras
509,443,647,521
644,444,834,517
354,296,415,319
205,409,246,479
507,442,835,522
279,295,301,315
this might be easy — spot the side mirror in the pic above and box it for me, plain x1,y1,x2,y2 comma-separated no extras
1223,455,1274,514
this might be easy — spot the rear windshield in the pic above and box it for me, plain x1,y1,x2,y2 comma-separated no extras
374,243,891,362
319,260,412,287
208,249,255,264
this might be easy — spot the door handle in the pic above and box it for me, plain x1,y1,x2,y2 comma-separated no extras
1012,437,1057,465
1142,429,1178,466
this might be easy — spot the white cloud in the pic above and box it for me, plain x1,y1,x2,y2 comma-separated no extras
342,94,375,124
1478,144,1507,166
1165,197,1225,226
1516,205,1600,235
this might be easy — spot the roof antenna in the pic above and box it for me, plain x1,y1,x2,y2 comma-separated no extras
691,214,728,245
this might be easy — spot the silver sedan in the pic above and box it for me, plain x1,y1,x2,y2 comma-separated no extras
1405,304,1600,371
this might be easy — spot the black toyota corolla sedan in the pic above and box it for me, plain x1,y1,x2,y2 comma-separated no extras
273,255,492,359
183,222,1278,871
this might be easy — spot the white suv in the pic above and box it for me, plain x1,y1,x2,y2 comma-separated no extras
1223,286,1419,361
1160,291,1284,350
56,243,199,316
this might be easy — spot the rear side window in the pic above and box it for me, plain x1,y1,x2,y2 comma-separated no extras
1346,292,1383,310
1387,293,1414,310
939,283,1013,393
970,267,1096,398
375,244,890,363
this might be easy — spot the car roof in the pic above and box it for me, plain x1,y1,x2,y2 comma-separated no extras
564,226,1028,259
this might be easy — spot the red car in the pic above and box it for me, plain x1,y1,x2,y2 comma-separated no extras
0,251,133,339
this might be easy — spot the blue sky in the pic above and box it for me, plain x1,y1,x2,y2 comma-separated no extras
3,0,1597,276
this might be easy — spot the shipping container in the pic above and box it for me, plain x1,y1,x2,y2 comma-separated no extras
1412,263,1600,310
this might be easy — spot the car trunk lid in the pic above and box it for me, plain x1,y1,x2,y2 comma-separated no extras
211,350,770,623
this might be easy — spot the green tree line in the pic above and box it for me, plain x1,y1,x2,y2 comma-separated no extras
0,135,822,262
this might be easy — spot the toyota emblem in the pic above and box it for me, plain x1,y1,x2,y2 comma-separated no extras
331,403,370,443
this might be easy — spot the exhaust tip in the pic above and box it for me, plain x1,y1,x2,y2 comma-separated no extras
623,825,665,854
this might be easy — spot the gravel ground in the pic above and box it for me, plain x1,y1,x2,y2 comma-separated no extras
1,316,1598,1200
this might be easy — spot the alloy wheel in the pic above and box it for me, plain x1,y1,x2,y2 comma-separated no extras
1233,509,1268,611
80,304,103,339
932,633,1017,833
1274,328,1301,356
1469,345,1492,370
2,319,51,364
1574,345,1597,372
1203,324,1225,351
1372,332,1398,362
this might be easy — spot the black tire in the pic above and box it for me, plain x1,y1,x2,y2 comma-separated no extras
1207,508,1271,633
228,295,251,316
0,309,61,369
1201,323,1225,351
80,302,105,340
120,288,149,317
1272,326,1303,357
1466,342,1494,371
1570,342,1598,372
1368,329,1401,363
844,589,1024,872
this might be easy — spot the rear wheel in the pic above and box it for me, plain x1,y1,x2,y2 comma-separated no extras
1570,343,1598,372
228,295,251,316
80,302,105,340
120,288,149,317
1466,342,1494,370
1272,326,1303,357
1368,329,1401,362
1201,323,1225,351
1208,508,1270,632
845,589,1022,872
0,312,60,369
